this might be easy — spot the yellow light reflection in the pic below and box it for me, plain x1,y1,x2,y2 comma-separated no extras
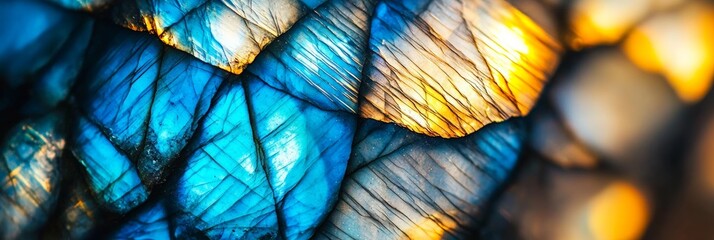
587,182,649,240
404,213,456,240
359,0,560,138
141,15,164,35
622,2,714,103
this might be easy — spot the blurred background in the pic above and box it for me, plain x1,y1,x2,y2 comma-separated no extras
484,0,714,239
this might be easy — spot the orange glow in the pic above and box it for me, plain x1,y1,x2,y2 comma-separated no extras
359,0,560,138
587,182,650,240
404,213,457,240
622,2,714,103
568,0,648,48
568,0,686,48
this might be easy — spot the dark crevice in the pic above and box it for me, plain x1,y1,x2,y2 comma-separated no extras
240,77,287,240
135,45,165,187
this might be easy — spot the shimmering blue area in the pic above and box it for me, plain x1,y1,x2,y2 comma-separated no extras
170,77,356,239
246,77,355,239
248,0,375,112
138,44,224,185
0,1,535,238
172,81,278,239
78,27,161,158
0,112,65,239
73,24,225,187
113,201,171,240
71,116,148,213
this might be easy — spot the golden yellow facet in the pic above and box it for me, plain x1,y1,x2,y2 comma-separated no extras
359,0,560,138
622,2,714,103
587,182,650,240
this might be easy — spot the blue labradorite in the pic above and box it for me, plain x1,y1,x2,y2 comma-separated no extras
170,75,357,239
72,22,228,204
246,77,355,239
0,0,542,239
77,27,162,159
171,80,279,239
136,41,224,186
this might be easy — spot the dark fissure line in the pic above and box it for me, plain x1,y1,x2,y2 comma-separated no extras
136,46,166,175
313,0,381,237
240,78,287,240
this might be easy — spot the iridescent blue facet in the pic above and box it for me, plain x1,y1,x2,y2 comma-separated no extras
172,80,278,239
71,116,148,214
247,0,376,112
137,40,224,185
77,28,161,159
299,0,328,8
246,77,355,239
73,23,226,197
170,74,356,239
